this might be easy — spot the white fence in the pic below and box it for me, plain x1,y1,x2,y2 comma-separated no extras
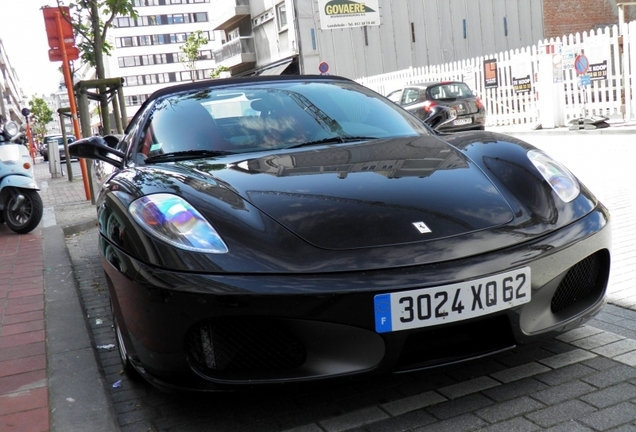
357,21,636,128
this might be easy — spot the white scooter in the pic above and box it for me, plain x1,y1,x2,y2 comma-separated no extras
0,118,43,234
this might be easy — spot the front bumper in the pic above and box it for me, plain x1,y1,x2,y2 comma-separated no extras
103,205,611,392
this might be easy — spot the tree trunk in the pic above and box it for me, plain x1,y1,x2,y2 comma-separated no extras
91,0,110,134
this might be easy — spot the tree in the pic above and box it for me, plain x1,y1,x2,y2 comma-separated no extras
28,97,55,140
179,30,209,82
210,65,230,79
57,0,138,133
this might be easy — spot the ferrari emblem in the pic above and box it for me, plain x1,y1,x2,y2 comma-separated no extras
413,222,432,234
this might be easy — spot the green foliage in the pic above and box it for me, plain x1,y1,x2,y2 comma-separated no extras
28,97,55,139
210,65,230,79
58,0,137,77
179,30,209,82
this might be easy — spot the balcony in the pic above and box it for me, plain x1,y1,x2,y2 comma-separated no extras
211,0,251,31
213,37,256,69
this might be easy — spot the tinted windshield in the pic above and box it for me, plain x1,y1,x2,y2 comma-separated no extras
136,80,430,160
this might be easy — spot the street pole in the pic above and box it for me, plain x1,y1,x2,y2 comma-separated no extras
53,9,91,201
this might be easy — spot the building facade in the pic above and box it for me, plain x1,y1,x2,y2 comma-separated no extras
107,0,549,120
543,0,635,39
106,0,222,117
0,38,25,125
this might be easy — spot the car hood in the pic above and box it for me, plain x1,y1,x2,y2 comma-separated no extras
189,135,514,250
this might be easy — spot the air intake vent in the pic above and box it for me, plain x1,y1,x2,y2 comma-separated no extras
551,252,606,314
186,319,306,376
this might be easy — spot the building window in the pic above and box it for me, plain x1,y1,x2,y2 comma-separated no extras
227,28,240,41
115,17,133,27
276,2,288,31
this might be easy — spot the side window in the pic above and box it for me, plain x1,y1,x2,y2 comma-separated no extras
401,89,420,105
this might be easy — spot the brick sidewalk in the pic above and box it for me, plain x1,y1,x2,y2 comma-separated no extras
0,225,48,432
0,158,93,432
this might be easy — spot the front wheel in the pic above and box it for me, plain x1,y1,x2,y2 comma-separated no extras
3,189,43,234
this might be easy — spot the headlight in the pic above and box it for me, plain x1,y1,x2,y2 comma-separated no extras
129,193,229,253
527,150,580,203
4,121,19,137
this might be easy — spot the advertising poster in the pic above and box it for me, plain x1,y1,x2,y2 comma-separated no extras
484,59,498,88
585,34,610,81
511,54,532,93
318,0,381,30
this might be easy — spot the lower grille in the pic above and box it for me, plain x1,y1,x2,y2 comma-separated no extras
551,252,608,314
395,315,515,371
186,319,306,376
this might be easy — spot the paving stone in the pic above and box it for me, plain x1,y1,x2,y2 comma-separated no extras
534,363,596,386
524,400,596,428
542,420,595,431
282,424,325,432
478,417,542,432
426,393,493,420
571,332,625,350
580,383,636,408
436,376,500,400
556,326,604,343
614,350,636,366
318,407,390,432
366,410,437,432
592,339,636,358
531,380,597,405
539,349,598,369
482,378,549,403
411,413,487,432
582,356,622,371
489,362,551,384
381,391,447,417
582,365,636,388
578,401,636,430
474,396,544,423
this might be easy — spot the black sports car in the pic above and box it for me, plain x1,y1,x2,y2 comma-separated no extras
387,81,486,132
70,75,610,392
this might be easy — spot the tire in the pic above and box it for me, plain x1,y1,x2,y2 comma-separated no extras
3,189,43,234
111,301,142,380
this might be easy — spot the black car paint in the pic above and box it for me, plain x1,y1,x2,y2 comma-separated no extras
69,75,610,392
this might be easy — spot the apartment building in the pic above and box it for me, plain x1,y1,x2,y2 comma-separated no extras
0,38,25,125
106,0,222,117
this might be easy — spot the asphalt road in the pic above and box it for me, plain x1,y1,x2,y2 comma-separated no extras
63,130,636,432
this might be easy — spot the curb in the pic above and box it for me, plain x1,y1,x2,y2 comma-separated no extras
43,222,120,432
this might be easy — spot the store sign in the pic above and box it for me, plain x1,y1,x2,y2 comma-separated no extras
318,0,380,29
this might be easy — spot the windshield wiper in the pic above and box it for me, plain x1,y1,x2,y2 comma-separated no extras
145,149,234,163
285,136,378,149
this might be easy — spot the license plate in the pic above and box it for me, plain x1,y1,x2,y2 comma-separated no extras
453,118,473,126
374,267,531,333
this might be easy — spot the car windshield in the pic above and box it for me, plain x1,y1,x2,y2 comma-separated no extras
137,80,431,161
429,83,474,100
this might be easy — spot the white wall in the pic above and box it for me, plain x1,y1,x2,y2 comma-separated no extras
295,0,544,79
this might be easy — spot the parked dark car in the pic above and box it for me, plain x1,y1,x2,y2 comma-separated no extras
69,75,610,392
387,81,486,132
41,134,76,162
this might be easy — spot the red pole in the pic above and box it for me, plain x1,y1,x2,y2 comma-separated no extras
25,118,36,164
53,9,91,201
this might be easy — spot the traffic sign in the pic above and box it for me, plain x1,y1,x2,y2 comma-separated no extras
43,7,76,50
574,55,589,75
318,61,329,74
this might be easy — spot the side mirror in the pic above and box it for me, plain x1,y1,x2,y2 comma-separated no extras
68,136,125,169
